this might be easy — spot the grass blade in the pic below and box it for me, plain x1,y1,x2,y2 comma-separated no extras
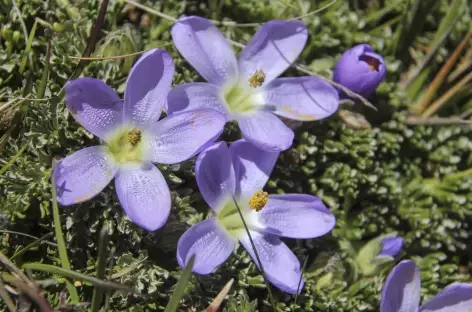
0,142,28,176
414,29,472,115
50,160,80,303
10,233,54,261
206,278,234,312
0,278,16,312
163,255,195,312
22,263,138,294
19,20,38,74
91,226,110,312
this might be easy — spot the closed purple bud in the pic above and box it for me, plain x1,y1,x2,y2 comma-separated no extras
333,44,386,98
379,236,403,257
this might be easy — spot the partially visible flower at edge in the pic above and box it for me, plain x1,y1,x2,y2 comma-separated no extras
166,16,339,152
333,43,386,98
378,236,403,258
54,48,226,231
381,260,472,312
177,139,336,294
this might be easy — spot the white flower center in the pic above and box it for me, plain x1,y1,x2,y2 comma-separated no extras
220,70,266,118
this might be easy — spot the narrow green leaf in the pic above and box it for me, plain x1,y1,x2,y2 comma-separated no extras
91,226,110,312
11,233,53,261
0,142,28,176
22,263,138,294
50,160,80,303
163,255,195,312
19,20,38,74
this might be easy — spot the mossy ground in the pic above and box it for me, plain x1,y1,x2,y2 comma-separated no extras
1,0,471,311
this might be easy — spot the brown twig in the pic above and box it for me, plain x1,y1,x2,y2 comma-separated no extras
406,116,472,126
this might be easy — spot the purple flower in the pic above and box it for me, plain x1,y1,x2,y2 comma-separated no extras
333,44,386,98
381,260,472,312
378,236,403,258
55,49,226,231
176,139,336,293
167,16,339,152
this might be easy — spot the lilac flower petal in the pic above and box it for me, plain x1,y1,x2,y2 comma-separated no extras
420,283,472,312
171,16,238,85
229,139,279,199
64,78,122,141
256,194,335,239
379,236,403,258
237,111,294,152
381,260,421,312
238,20,307,85
166,82,229,118
195,142,235,211
177,218,235,274
148,109,226,164
115,163,171,231
54,146,117,205
124,49,174,127
240,231,304,294
264,77,339,121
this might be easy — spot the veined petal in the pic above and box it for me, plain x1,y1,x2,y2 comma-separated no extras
256,194,335,238
420,283,472,312
177,218,235,274
65,78,122,141
238,111,294,152
196,142,235,211
147,109,226,164
115,163,171,231
124,49,174,127
238,20,307,85
229,139,278,199
166,82,229,118
240,231,304,294
264,77,339,121
381,260,421,312
54,146,117,205
171,16,238,85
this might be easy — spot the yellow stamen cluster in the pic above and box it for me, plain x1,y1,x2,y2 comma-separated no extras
127,128,142,146
248,69,266,88
248,190,269,212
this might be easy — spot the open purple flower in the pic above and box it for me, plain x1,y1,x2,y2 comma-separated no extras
55,49,226,231
177,139,336,293
167,16,339,152
378,236,403,258
333,44,386,98
381,260,472,312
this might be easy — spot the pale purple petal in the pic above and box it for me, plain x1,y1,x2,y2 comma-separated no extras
229,139,279,199
147,109,226,164
166,82,229,118
54,146,117,205
264,77,339,121
64,78,122,141
124,49,174,127
420,283,472,312
237,111,294,152
115,163,171,231
177,217,235,274
240,231,304,294
381,260,421,312
379,237,403,258
238,20,307,85
171,16,238,85
256,194,335,239
195,142,235,211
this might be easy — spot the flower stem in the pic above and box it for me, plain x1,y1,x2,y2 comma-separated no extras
232,196,277,311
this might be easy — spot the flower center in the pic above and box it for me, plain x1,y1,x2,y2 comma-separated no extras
248,69,265,88
106,127,145,164
359,54,381,72
248,190,268,212
221,71,266,117
217,199,247,238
